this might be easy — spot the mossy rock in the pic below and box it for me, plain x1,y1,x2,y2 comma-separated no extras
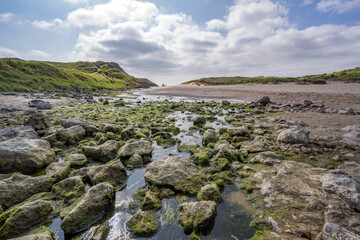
8,225,54,240
51,176,85,203
141,191,162,211
197,183,222,204
174,175,207,195
127,211,158,237
65,153,88,167
91,225,109,240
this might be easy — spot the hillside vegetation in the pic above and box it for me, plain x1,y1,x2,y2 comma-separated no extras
184,67,360,86
0,58,157,92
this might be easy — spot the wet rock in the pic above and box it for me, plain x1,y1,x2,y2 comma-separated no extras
322,223,360,240
36,101,52,110
0,200,52,238
178,140,200,153
120,125,135,140
83,140,119,161
127,211,158,237
250,151,282,165
197,183,222,203
100,123,122,134
0,137,55,174
91,225,109,240
277,126,309,144
24,112,51,136
178,201,217,235
241,136,269,153
202,129,219,146
51,176,85,203
65,153,87,167
117,139,152,160
193,116,206,125
45,161,71,182
145,156,203,194
56,125,86,144
213,140,241,162
141,191,161,211
61,182,115,234
87,160,127,185
227,126,250,137
56,119,98,135
128,153,143,166
0,174,53,209
8,226,54,240
0,126,38,142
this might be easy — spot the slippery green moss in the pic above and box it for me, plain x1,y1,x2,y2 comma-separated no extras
127,211,158,237
249,231,277,240
174,175,207,195
92,225,109,240
141,191,162,211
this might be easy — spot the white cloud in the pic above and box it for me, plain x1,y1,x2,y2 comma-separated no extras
25,50,51,59
317,0,360,13
65,0,88,4
0,12,14,22
33,18,64,30
0,47,21,58
302,0,314,5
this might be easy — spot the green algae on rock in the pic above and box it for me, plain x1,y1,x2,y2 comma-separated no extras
127,211,158,237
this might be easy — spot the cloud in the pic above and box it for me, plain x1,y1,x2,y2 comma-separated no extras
25,50,51,59
33,18,64,30
0,47,21,58
0,12,14,22
65,0,88,4
302,0,314,5
317,0,360,13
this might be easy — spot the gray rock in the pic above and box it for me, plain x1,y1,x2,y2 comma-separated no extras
100,123,122,134
87,160,127,185
56,125,86,144
28,100,45,107
202,129,219,146
322,223,360,240
0,126,38,142
51,176,85,203
241,136,269,153
338,162,360,184
36,101,52,110
117,139,152,159
65,153,87,167
120,125,135,140
338,108,356,115
302,99,313,106
197,183,222,203
83,140,119,161
250,151,282,165
193,116,206,125
8,226,54,240
0,137,55,174
277,126,309,144
128,153,143,166
227,126,250,137
61,182,115,234
45,161,71,182
25,112,51,135
177,140,200,153
56,119,98,134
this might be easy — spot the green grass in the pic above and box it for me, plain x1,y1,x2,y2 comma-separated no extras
0,58,157,92
184,67,360,85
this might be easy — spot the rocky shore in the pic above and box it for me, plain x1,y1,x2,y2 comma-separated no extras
0,89,359,240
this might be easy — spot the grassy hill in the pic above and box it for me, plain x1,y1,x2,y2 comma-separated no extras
184,67,360,86
0,58,157,92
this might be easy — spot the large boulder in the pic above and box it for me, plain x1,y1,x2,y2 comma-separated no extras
178,201,217,235
117,139,152,159
0,137,55,174
277,126,309,145
322,223,360,240
0,200,52,238
0,126,38,142
83,140,119,161
0,174,53,209
56,125,86,144
8,226,54,240
241,136,270,153
202,129,219,146
144,156,204,194
61,182,115,234
56,119,98,134
87,160,127,185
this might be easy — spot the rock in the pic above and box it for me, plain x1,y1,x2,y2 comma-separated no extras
83,140,119,161
343,153,355,160
91,225,109,240
253,96,271,107
51,176,85,203
241,136,269,152
227,127,250,137
338,162,360,183
100,123,122,134
46,161,71,182
61,182,115,234
302,99,313,106
178,140,200,153
267,217,283,234
193,116,206,125
178,201,217,235
202,129,219,146
250,151,282,165
8,226,54,240
277,126,309,144
213,140,240,162
127,211,158,237
141,191,161,211
36,101,52,110
322,223,360,240
0,174,53,209
0,137,55,174
117,139,152,159
338,108,356,115
222,100,230,106
321,170,360,211
65,153,87,167
56,119,98,134
145,156,203,194
56,125,86,144
197,183,222,203
87,160,127,185
128,153,143,166
120,125,135,140
24,112,51,135
28,100,46,108
0,126,38,142
0,200,52,238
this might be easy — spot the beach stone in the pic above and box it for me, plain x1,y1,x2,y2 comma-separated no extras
127,211,158,237
213,140,240,162
28,100,45,108
0,200,52,238
51,176,85,203
45,161,71,182
227,126,250,137
178,201,217,235
241,136,269,152
91,225,109,240
83,140,119,161
120,125,135,140
24,112,51,135
253,96,271,107
141,191,161,211
128,153,143,166
0,126,38,142
250,151,282,165
56,125,86,144
100,123,122,134
193,116,206,125
178,140,200,153
56,119,98,134
338,108,355,115
87,160,127,185
302,99,313,106
65,153,87,167
0,137,55,174
8,226,54,240
117,139,152,159
277,126,309,144
322,223,360,240
197,183,222,203
61,182,115,234
202,129,219,146
36,101,52,110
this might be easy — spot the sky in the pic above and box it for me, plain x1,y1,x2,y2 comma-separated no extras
0,0,359,85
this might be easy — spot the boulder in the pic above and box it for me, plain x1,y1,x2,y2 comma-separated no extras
141,191,161,211
178,201,217,235
91,225,109,240
0,126,38,142
322,223,360,240
127,211,158,237
120,125,135,140
193,116,206,125
56,125,86,144
277,126,309,144
0,200,52,238
8,226,54,240
24,112,51,135
117,139,152,159
51,176,85,203
36,101,52,110
87,160,127,185
28,100,45,108
0,137,55,174
100,123,122,134
128,153,143,166
0,174,53,209
45,161,71,182
250,151,282,165
253,96,271,107
213,140,240,162
177,140,200,153
227,127,250,137
202,129,219,146
65,153,87,167
61,183,115,234
241,136,270,153
197,183,222,203
83,140,119,161
56,119,98,134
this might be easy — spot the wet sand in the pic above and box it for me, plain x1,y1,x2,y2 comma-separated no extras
143,82,360,111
